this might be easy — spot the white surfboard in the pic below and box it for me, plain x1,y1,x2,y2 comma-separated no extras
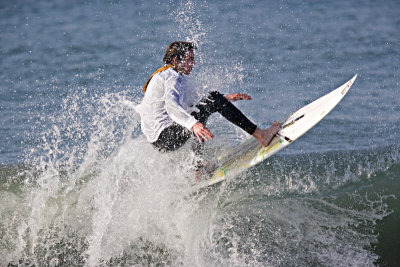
204,75,357,187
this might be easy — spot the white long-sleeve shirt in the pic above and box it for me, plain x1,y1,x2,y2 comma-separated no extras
135,68,198,142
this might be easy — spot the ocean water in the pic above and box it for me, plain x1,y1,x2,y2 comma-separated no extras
1,0,399,266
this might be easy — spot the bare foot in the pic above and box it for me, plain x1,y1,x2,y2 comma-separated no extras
252,121,282,147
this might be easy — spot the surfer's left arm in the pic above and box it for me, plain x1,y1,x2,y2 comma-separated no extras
225,93,251,102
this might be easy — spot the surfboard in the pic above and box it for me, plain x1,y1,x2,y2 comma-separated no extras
204,75,357,187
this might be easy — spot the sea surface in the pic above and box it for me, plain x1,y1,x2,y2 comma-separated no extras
1,0,399,266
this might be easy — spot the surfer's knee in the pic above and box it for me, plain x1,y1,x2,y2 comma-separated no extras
208,91,230,107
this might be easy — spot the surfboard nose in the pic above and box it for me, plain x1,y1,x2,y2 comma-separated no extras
341,74,357,96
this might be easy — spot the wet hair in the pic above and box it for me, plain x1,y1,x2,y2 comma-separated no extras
163,41,197,65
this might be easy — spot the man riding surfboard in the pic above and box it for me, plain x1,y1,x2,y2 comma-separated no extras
135,41,281,154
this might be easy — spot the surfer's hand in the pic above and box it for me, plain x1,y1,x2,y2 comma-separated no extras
225,93,251,102
192,122,213,143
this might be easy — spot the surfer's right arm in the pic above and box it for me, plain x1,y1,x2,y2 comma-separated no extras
164,72,213,143
164,71,198,130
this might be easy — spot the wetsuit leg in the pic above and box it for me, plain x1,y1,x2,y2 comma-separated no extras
190,91,258,156
191,91,257,135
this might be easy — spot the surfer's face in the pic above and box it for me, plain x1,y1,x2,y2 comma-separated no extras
177,50,195,75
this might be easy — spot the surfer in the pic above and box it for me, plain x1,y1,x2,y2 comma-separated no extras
135,41,281,153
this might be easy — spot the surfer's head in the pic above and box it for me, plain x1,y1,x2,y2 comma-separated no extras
163,41,197,75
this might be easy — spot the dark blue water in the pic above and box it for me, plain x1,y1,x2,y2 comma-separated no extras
1,0,399,266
